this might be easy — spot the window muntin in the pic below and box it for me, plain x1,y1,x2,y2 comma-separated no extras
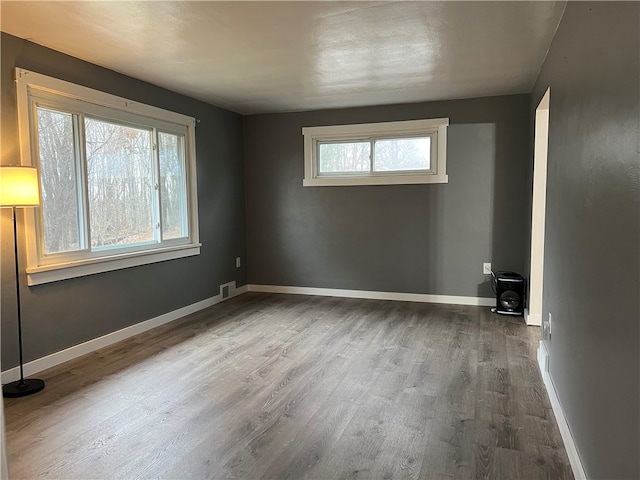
303,118,448,186
16,68,200,285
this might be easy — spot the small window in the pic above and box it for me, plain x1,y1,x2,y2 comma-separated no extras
303,118,448,186
15,68,200,285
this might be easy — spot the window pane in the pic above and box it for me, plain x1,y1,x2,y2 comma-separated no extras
84,117,154,248
373,137,431,171
36,107,82,254
158,132,188,240
319,142,370,174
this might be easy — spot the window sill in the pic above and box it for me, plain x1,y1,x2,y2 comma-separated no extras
26,243,201,286
303,174,448,187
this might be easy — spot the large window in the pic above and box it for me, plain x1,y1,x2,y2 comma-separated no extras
302,118,448,186
16,68,200,285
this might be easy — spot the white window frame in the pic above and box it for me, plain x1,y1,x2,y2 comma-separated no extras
302,118,449,187
15,68,200,286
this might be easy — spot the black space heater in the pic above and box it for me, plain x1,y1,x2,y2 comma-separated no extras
492,271,525,316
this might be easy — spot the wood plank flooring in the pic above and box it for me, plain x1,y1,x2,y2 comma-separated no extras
3,293,573,479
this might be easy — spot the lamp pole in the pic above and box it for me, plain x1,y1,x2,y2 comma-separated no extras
1,166,45,397
11,207,27,388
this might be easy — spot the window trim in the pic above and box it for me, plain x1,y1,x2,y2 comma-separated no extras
15,68,200,285
302,118,449,187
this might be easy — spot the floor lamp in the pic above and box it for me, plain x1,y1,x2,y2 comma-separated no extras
1,166,45,398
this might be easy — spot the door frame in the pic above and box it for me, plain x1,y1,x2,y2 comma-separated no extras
526,88,550,327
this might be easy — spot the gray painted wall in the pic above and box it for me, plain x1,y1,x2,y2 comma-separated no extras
1,33,247,369
244,95,530,298
531,3,639,479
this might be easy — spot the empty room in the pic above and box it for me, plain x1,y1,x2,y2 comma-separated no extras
1,2,638,479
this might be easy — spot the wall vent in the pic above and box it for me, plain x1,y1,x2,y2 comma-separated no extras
220,281,237,299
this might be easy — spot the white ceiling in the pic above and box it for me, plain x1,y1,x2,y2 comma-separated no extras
0,1,565,115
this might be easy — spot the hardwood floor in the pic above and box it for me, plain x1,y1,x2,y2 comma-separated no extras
4,293,573,479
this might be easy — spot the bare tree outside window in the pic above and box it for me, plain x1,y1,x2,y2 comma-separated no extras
18,69,199,285
317,137,430,175
85,118,154,248
158,132,187,240
318,142,370,173
374,137,431,171
35,107,190,257
37,107,82,254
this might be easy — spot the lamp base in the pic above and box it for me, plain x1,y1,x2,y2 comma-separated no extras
2,378,45,398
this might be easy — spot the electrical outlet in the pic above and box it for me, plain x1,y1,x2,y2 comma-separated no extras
236,257,241,268
483,263,492,275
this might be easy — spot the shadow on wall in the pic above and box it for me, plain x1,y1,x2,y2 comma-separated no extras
435,122,497,299
477,120,530,303
428,122,496,300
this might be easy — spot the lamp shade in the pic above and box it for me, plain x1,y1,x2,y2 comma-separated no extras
0,166,41,207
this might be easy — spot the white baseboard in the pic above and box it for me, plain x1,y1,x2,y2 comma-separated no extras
1,282,248,384
537,341,588,480
247,284,494,307
526,309,542,326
